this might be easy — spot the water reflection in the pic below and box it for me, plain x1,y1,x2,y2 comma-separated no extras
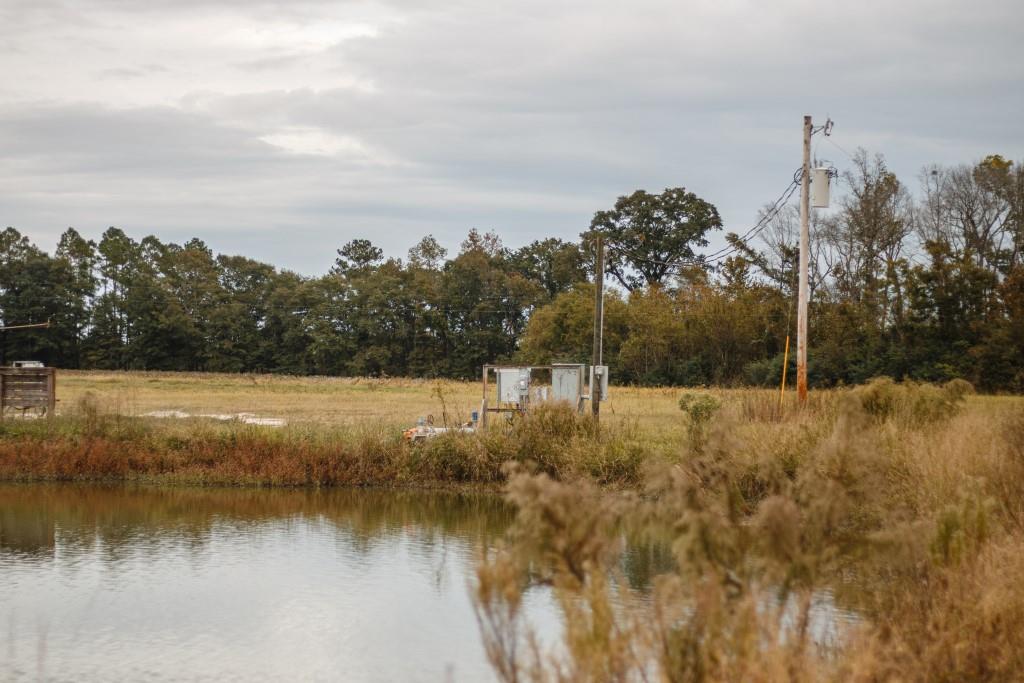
0,484,532,682
1,484,861,681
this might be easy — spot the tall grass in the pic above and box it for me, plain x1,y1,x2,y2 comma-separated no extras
0,402,648,488
473,378,1024,681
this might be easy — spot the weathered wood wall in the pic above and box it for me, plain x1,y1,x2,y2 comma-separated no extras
0,367,56,418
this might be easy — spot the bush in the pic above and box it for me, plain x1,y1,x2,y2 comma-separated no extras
742,354,789,387
943,378,976,401
678,392,721,422
851,377,968,427
678,392,721,451
418,404,646,487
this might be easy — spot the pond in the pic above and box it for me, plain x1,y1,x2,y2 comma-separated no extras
1,483,859,681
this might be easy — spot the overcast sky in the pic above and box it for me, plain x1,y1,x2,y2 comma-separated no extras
1,0,1022,274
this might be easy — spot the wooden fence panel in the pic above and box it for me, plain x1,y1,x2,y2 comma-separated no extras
0,368,57,418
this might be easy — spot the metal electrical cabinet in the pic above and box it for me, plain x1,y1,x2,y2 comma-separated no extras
496,368,530,404
480,363,603,427
551,364,585,409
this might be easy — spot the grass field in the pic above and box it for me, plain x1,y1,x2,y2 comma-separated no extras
56,369,711,445
0,369,1010,490
55,368,1022,448
3,369,704,488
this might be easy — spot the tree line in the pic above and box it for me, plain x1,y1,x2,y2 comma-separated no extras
2,150,1022,390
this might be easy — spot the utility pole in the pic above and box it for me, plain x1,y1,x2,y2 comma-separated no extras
591,235,604,421
796,115,812,404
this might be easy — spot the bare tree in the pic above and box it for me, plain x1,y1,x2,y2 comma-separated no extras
917,155,1021,274
819,150,914,330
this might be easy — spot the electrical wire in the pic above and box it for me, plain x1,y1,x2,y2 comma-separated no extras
825,136,856,163
700,177,800,264
613,168,803,273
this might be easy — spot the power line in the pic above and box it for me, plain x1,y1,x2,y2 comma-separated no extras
613,168,803,273
824,135,856,163
700,177,801,264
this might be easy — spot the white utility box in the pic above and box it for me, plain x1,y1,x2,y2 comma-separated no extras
590,365,609,401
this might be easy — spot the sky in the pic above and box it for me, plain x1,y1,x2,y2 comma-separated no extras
1,0,1022,275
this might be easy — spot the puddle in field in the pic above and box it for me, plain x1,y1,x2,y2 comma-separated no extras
142,410,287,426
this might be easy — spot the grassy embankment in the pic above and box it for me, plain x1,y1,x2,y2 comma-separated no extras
6,371,1024,678
0,370,690,487
0,371,1019,492
472,378,1024,681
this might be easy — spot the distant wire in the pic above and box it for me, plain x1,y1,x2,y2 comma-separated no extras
700,175,801,264
825,136,856,163
614,168,802,273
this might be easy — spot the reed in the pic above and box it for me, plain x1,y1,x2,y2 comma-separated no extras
472,379,1024,682
0,402,649,488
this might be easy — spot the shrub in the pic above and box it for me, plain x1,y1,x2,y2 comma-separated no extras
474,390,1024,683
678,392,721,450
943,378,975,401
851,377,968,427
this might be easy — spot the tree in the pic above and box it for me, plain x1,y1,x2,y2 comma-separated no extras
509,238,587,300
584,187,722,291
919,156,1020,275
438,231,542,377
460,229,505,258
408,235,448,270
333,239,384,275
0,227,90,366
214,254,277,372
518,284,628,371
53,228,98,366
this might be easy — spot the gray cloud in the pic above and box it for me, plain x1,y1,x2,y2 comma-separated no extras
1,0,1022,274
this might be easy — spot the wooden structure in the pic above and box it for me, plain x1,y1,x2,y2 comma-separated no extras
0,366,56,419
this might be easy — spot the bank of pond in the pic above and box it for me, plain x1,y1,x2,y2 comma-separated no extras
3,380,1024,680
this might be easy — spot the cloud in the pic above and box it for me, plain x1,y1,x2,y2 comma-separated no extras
0,0,1022,274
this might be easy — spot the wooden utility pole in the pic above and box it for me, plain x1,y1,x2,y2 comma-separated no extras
591,235,604,421
796,115,812,404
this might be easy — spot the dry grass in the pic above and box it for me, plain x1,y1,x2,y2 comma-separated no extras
55,370,483,427
4,371,1018,494
53,370,783,443
0,400,652,488
472,378,1024,682
50,370,888,447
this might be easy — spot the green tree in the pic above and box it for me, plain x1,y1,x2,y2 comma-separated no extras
518,284,628,373
333,239,384,275
584,187,722,291
0,228,90,366
439,232,542,377
509,238,587,300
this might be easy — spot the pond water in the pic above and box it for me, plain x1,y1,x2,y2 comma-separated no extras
1,483,859,682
